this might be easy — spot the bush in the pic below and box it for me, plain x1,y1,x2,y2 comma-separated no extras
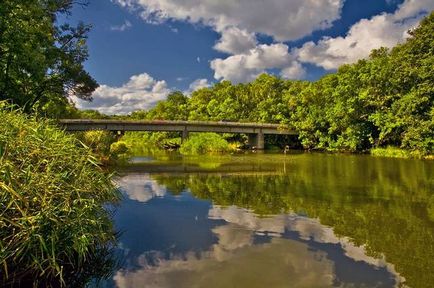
121,131,181,151
110,141,129,156
179,133,234,155
78,130,116,156
0,105,120,286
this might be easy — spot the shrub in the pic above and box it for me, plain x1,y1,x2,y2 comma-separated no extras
121,131,181,151
0,105,120,286
110,141,129,156
78,130,116,155
179,133,234,155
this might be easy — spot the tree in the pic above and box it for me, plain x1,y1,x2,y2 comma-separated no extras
0,0,97,115
146,91,189,120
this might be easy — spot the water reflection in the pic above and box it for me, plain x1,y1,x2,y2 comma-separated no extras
117,174,167,202
105,154,434,287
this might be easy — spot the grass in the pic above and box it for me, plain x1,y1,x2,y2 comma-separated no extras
370,146,431,159
75,130,129,165
0,104,120,286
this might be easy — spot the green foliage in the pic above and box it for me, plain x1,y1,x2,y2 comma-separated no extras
74,130,131,163
77,109,110,119
371,146,426,159
0,105,119,286
121,131,181,152
75,130,116,161
132,91,189,120
110,141,129,156
288,13,434,154
0,0,97,116
179,133,234,155
371,147,411,158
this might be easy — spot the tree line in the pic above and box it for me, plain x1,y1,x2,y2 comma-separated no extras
127,12,433,154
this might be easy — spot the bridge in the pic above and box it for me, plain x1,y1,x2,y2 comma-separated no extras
59,119,297,149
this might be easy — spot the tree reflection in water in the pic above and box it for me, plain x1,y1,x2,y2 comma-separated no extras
111,154,434,288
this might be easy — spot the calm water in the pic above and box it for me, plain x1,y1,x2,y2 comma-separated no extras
102,153,434,288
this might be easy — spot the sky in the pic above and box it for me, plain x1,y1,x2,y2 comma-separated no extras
68,0,434,114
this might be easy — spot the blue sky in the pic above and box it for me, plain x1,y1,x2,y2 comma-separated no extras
68,0,434,114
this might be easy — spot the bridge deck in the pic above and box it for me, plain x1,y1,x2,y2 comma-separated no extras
59,119,297,135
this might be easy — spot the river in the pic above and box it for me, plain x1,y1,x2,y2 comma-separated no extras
100,152,434,288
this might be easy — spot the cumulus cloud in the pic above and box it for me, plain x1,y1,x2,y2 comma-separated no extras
295,0,434,69
213,27,257,55
188,78,210,92
280,61,306,80
110,20,132,31
114,0,344,41
113,0,345,82
72,73,170,115
210,43,303,83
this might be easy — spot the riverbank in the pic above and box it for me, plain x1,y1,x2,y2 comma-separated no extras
115,131,432,161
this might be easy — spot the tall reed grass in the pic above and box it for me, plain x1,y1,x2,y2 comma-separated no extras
0,104,120,286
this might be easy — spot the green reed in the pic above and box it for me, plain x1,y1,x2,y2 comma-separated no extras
0,104,120,286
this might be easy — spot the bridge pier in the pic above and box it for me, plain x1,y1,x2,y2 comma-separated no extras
248,131,264,149
113,130,125,141
181,129,189,143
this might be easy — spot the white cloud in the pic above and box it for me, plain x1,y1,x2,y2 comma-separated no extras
295,0,434,69
280,61,306,80
110,20,132,31
188,78,210,91
114,0,343,42
210,43,302,83
213,27,256,55
113,0,345,82
112,0,433,86
72,73,170,115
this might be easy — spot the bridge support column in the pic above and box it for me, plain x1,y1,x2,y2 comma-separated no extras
181,129,189,143
248,131,264,149
113,130,124,141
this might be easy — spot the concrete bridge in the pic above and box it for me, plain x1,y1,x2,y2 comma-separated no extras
59,119,297,149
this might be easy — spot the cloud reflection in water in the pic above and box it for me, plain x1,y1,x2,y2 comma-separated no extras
113,174,404,288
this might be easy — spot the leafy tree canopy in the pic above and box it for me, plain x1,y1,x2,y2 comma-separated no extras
0,0,97,115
